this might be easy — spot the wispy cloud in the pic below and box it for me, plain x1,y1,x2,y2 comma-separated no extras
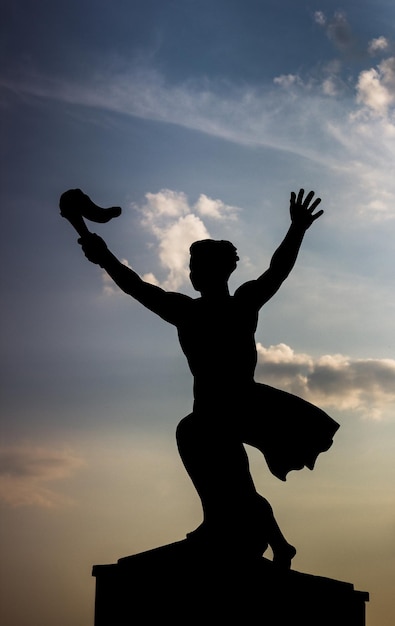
313,10,361,58
3,15,395,221
0,445,84,507
326,11,359,55
314,11,326,27
3,69,339,159
256,343,395,420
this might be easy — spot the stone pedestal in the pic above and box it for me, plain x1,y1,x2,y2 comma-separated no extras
92,539,369,625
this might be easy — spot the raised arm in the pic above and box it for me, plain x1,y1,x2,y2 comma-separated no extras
78,233,191,324
235,189,323,308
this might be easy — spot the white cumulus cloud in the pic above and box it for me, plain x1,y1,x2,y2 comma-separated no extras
135,189,241,290
194,193,239,220
356,58,395,117
256,343,395,420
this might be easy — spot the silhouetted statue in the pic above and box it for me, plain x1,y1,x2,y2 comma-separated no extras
60,188,339,568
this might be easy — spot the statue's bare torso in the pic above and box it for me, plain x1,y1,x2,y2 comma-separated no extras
176,293,259,408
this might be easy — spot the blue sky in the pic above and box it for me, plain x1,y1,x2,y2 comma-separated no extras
1,2,395,624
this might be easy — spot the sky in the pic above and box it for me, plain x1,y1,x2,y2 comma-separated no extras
1,1,395,624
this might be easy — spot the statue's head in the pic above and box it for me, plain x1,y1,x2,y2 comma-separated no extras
189,239,239,292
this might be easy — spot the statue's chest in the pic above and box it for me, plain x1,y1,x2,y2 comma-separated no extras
178,300,257,351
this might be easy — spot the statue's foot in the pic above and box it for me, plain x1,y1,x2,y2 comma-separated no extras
272,543,297,569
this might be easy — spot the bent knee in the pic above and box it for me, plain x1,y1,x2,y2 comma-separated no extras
176,413,195,445
176,412,215,449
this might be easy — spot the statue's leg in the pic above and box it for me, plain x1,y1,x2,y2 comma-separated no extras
176,413,251,519
255,495,296,567
176,412,259,551
176,412,295,563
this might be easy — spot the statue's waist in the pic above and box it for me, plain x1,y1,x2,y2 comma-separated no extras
192,379,256,410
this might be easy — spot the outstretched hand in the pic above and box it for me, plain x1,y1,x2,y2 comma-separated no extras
290,189,323,230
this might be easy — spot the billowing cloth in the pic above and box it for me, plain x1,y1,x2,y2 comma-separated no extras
240,383,339,481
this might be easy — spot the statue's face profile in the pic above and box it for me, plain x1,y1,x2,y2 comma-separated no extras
189,239,238,293
189,263,229,292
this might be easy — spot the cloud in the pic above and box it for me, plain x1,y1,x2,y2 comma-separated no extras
273,74,303,89
142,189,190,219
0,445,84,507
1,69,336,160
256,343,395,420
274,62,344,98
368,36,389,56
314,10,360,58
314,11,326,27
326,12,356,53
135,189,240,290
194,194,239,221
141,272,160,286
3,39,395,221
322,77,338,97
356,57,395,117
